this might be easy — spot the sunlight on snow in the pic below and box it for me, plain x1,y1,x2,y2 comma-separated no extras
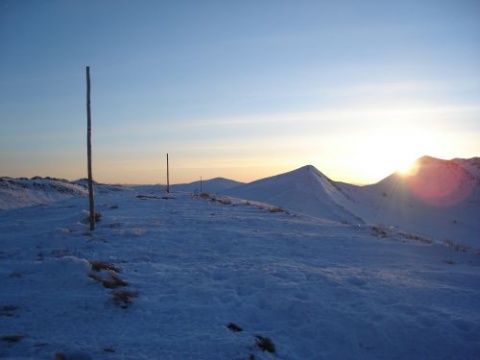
403,157,476,207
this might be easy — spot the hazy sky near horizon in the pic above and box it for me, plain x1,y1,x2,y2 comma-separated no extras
1,0,479,185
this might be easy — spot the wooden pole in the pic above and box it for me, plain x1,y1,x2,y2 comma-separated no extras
86,66,95,231
166,153,170,193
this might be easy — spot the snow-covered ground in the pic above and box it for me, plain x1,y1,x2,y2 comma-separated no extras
1,181,480,359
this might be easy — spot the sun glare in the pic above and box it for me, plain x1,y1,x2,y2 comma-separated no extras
397,159,417,176
343,118,448,183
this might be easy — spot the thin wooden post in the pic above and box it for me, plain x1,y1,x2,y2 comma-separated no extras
86,66,95,231
166,153,170,193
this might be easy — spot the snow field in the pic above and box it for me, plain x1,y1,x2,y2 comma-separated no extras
1,188,479,359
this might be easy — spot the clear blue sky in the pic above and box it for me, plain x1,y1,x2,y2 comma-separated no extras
1,0,479,184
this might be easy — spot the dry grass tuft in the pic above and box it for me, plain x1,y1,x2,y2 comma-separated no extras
89,260,121,273
444,239,470,252
197,192,232,205
89,272,128,289
112,290,138,308
255,335,276,353
268,206,285,213
199,192,212,200
371,225,388,238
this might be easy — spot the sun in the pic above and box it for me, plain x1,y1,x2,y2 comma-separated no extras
397,160,418,177
331,118,445,184
397,159,417,176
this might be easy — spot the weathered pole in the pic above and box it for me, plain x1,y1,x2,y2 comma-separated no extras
86,66,95,231
166,153,170,193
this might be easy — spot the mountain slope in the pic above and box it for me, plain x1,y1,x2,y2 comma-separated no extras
225,165,361,223
453,157,480,178
344,156,480,248
170,177,243,193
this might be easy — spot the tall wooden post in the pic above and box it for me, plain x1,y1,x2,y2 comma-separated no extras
166,153,170,193
86,66,95,231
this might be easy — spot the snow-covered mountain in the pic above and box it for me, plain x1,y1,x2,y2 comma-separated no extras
1,156,478,249
225,165,361,224
221,156,479,249
170,177,243,193
344,156,480,248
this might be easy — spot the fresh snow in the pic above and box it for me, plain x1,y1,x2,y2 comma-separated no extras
1,156,480,359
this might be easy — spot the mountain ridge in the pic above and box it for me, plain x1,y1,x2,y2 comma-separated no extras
169,177,244,193
225,156,479,248
1,156,478,248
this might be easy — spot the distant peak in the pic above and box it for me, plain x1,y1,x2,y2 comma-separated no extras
299,165,316,171
290,164,338,184
414,156,458,168
293,165,322,176
416,155,439,164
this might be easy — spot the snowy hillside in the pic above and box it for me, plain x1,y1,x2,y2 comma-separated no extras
225,165,361,224
453,157,480,178
0,177,88,210
1,186,479,359
345,156,480,249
